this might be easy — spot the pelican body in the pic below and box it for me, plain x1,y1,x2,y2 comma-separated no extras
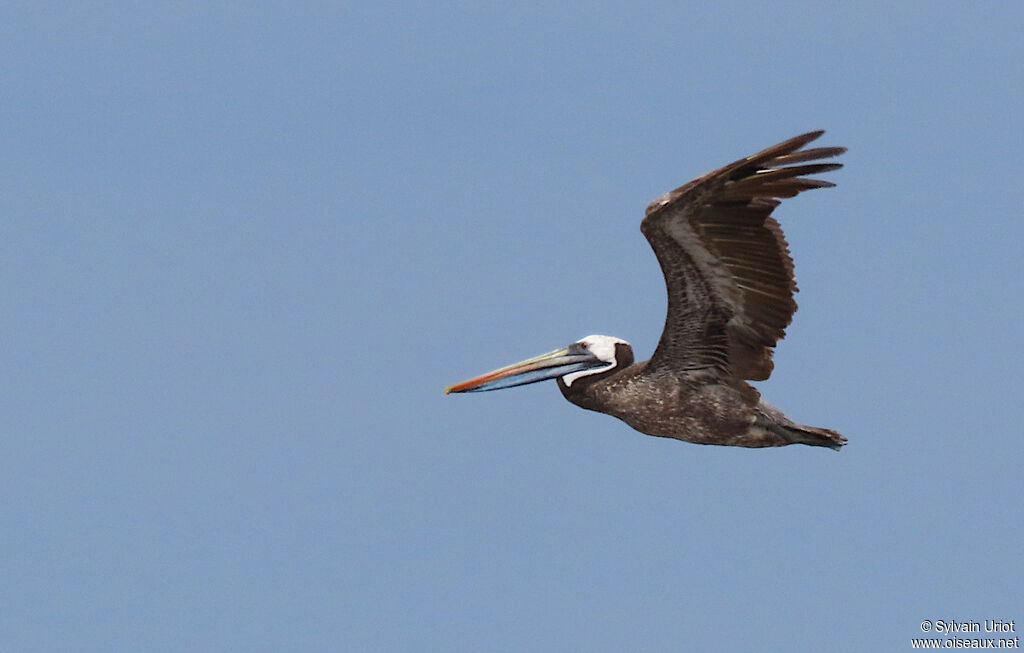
446,132,847,450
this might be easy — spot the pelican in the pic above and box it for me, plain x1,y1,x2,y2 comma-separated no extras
446,131,847,450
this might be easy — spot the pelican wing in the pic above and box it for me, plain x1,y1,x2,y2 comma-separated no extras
640,131,844,380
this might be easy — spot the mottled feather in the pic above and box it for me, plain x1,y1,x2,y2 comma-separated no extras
641,130,845,382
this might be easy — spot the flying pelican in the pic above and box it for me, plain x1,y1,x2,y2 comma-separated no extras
446,131,847,450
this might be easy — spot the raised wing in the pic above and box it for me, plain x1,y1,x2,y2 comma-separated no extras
640,131,844,381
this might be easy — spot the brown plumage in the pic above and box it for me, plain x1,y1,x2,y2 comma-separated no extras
447,131,847,450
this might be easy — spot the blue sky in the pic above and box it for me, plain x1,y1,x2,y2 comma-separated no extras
2,2,1022,651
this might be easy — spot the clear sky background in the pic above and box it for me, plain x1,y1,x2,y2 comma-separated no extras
2,3,1021,651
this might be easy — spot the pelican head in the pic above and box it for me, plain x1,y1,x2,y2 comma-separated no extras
445,335,632,394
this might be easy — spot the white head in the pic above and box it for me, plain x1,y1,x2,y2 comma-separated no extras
561,335,631,387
